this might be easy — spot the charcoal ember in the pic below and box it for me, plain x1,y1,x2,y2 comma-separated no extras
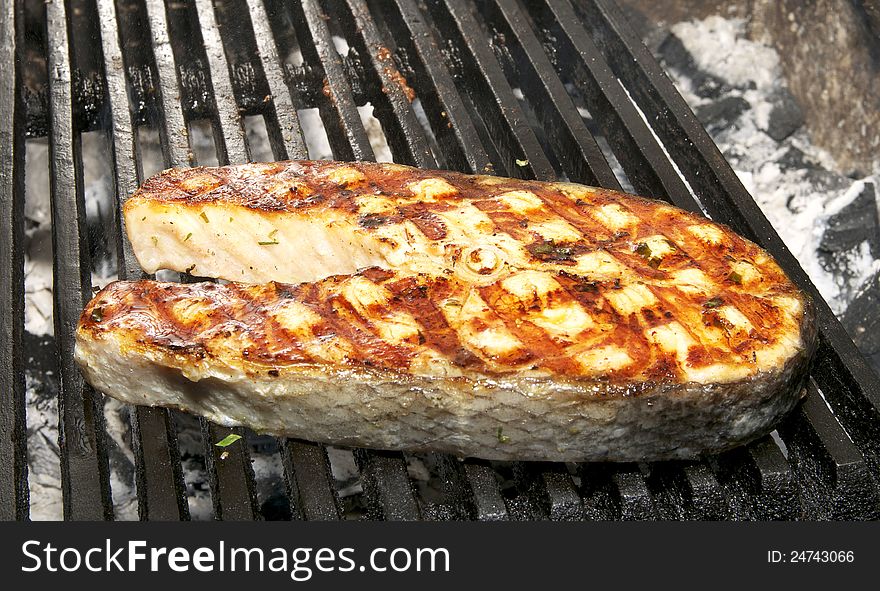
657,33,730,98
842,270,880,376
695,96,749,134
777,146,809,171
816,181,880,306
819,181,880,259
804,167,861,194
766,88,804,141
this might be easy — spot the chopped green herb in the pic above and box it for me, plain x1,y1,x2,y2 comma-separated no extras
151,236,158,247
727,271,743,284
515,158,529,167
200,211,210,223
634,243,662,268
184,232,192,242
703,297,724,309
141,216,146,221
527,240,582,262
268,229,278,239
215,433,242,447
634,242,651,258
229,217,234,223
90,307,104,323
496,427,510,444
258,240,279,246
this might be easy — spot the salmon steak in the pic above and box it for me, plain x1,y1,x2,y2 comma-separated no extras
75,161,816,461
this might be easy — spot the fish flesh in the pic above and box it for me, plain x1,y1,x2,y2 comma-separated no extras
75,161,816,461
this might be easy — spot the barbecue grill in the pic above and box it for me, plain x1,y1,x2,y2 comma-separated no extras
2,0,880,521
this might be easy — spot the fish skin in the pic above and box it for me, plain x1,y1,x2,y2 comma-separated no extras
74,161,817,461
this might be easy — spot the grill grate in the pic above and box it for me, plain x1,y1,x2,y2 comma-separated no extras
2,0,879,521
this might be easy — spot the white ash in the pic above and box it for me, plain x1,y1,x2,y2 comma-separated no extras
25,370,62,521
664,16,879,314
327,446,362,499
358,104,394,162
299,108,334,160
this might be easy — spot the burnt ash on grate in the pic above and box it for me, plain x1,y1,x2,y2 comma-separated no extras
2,0,880,521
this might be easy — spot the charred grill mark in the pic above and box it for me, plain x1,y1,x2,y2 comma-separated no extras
226,283,313,366
359,266,397,283
554,273,612,316
396,203,448,240
477,283,575,374
301,281,415,371
470,207,527,240
527,186,616,240
384,276,482,369
644,352,682,381
359,213,400,228
602,323,653,379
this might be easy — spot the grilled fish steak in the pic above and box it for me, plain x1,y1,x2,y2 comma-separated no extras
76,161,816,461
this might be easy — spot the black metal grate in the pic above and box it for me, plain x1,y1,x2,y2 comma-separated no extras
2,0,879,521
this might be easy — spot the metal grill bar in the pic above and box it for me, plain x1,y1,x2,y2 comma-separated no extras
429,0,553,179
0,0,29,522
743,437,799,520
193,0,249,164
95,0,189,521
45,0,114,520
530,0,693,206
378,0,491,174
201,423,259,520
143,0,192,167
679,463,728,519
478,0,620,189
293,0,374,160
336,0,435,167
281,441,340,520
524,464,584,521
243,0,308,160
354,449,421,520
611,465,656,520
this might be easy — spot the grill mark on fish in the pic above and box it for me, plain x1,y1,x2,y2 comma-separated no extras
226,282,314,366
396,203,448,240
383,275,481,369
477,283,575,374
305,282,415,370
